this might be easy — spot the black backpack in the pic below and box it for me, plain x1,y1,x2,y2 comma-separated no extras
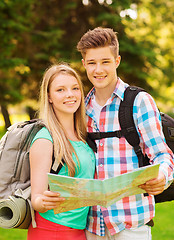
88,86,174,203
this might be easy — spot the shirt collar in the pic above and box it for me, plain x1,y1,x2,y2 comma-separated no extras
112,77,129,101
85,77,129,106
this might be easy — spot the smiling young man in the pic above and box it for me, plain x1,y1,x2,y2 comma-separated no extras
77,27,174,240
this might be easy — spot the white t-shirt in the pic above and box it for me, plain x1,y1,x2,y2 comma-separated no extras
92,95,103,126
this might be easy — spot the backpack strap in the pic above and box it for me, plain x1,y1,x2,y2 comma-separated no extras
87,85,149,168
87,131,122,141
119,86,146,167
119,86,150,197
50,134,97,174
50,155,64,174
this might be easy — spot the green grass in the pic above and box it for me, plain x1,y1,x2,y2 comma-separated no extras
0,202,173,239
151,201,174,240
0,229,27,240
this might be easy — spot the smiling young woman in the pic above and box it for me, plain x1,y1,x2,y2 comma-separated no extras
27,63,95,240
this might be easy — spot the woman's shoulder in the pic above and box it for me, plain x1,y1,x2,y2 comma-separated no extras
31,127,53,146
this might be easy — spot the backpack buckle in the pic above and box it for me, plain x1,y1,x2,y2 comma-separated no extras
168,127,174,139
134,145,142,155
127,127,135,133
116,130,122,138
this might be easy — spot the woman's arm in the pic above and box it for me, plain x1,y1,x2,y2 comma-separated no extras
29,138,64,213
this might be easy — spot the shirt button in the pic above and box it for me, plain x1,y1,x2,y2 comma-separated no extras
100,142,103,147
100,164,103,167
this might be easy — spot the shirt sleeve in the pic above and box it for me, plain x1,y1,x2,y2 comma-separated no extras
133,91,174,187
31,127,53,146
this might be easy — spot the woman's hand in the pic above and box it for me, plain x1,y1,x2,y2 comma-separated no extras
34,191,65,213
42,190,65,210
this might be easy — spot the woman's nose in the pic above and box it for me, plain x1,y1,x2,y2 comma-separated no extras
66,89,74,97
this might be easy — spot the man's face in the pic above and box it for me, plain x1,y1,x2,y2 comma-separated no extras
82,46,120,92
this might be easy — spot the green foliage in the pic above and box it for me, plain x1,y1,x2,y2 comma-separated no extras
0,0,33,106
122,0,174,112
0,126,5,139
0,0,173,114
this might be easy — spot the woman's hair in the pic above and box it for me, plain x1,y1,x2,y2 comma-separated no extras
77,27,119,58
39,63,87,177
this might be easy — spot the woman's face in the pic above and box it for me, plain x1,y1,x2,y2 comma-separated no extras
48,73,82,118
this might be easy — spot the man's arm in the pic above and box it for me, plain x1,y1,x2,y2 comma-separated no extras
134,92,174,194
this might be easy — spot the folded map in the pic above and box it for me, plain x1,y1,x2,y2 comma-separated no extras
48,164,160,214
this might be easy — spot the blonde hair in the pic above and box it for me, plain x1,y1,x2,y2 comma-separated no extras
39,63,87,177
77,27,119,58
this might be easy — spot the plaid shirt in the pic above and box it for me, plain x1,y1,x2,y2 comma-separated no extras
85,78,174,236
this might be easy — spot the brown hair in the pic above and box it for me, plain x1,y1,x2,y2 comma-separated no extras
77,27,119,58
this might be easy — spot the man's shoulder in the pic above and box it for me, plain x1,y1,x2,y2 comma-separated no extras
133,90,156,108
112,77,129,102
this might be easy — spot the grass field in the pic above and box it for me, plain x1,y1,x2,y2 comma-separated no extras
151,201,174,240
0,201,173,239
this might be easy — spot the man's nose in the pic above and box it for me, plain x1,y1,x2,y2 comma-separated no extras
95,63,102,73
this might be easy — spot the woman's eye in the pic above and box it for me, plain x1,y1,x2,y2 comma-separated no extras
57,88,64,92
73,87,80,90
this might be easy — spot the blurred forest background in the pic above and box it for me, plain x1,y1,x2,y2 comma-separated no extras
0,1,174,239
0,0,174,130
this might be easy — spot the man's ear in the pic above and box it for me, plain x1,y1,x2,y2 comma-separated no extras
116,55,121,68
82,59,85,68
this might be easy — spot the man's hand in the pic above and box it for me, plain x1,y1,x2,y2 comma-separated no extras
139,171,166,195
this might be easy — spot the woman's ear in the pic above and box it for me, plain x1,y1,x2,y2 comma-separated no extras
48,93,53,103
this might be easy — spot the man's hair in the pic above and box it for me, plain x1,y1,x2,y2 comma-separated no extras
77,27,119,58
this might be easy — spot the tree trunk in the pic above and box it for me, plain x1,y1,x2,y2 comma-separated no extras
0,104,11,130
26,106,37,120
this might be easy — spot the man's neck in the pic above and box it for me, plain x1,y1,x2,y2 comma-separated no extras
95,91,110,106
94,83,117,106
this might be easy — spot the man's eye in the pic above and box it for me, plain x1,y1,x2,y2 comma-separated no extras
88,62,95,65
103,61,110,64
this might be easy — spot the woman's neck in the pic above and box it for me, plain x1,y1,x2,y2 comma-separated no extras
58,115,79,141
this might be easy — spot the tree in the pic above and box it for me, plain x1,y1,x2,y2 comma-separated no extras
20,0,152,99
121,0,174,113
1,0,173,128
0,0,33,128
